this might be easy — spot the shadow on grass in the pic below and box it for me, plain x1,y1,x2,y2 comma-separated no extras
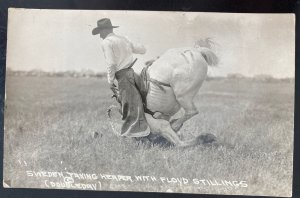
132,133,224,150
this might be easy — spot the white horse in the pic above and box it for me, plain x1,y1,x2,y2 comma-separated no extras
109,39,219,147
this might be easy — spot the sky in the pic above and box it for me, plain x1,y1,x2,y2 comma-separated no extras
6,9,295,78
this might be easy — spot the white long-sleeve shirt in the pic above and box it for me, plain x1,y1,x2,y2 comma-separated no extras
101,33,146,84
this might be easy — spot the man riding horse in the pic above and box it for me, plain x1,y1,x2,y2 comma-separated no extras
92,18,150,138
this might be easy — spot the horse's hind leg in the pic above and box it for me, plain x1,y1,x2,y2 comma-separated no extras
170,67,206,132
170,97,198,132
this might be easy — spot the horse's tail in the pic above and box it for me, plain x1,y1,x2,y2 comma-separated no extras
194,38,219,67
199,48,219,67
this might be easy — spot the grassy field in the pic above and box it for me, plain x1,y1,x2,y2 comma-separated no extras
3,76,294,197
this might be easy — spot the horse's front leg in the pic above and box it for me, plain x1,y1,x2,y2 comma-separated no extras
145,114,198,147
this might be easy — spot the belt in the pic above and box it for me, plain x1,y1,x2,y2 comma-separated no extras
115,58,138,80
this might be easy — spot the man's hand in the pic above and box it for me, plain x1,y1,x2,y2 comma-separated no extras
110,83,117,90
110,83,121,104
110,83,118,95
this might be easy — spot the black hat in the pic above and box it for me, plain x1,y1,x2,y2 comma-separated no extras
92,18,119,35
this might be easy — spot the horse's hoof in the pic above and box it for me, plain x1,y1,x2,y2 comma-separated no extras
153,112,163,119
170,119,183,132
198,133,217,144
153,112,170,121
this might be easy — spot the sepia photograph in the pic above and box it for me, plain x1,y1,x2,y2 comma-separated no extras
3,9,295,197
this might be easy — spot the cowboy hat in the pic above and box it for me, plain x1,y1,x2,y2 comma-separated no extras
92,18,119,35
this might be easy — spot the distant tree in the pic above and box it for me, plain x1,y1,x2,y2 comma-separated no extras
227,73,245,79
280,77,294,83
205,75,225,81
254,74,275,82
95,72,106,78
6,68,13,76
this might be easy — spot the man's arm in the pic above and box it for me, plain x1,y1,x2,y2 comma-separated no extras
130,41,146,54
102,40,117,85
102,41,120,102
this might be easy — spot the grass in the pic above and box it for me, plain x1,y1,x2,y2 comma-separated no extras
3,76,294,197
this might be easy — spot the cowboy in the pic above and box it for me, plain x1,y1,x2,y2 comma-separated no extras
92,18,150,137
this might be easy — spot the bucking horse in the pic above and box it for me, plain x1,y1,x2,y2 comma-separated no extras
108,39,219,147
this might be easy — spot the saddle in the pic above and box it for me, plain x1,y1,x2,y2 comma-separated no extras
112,58,171,117
138,60,171,116
140,64,171,94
